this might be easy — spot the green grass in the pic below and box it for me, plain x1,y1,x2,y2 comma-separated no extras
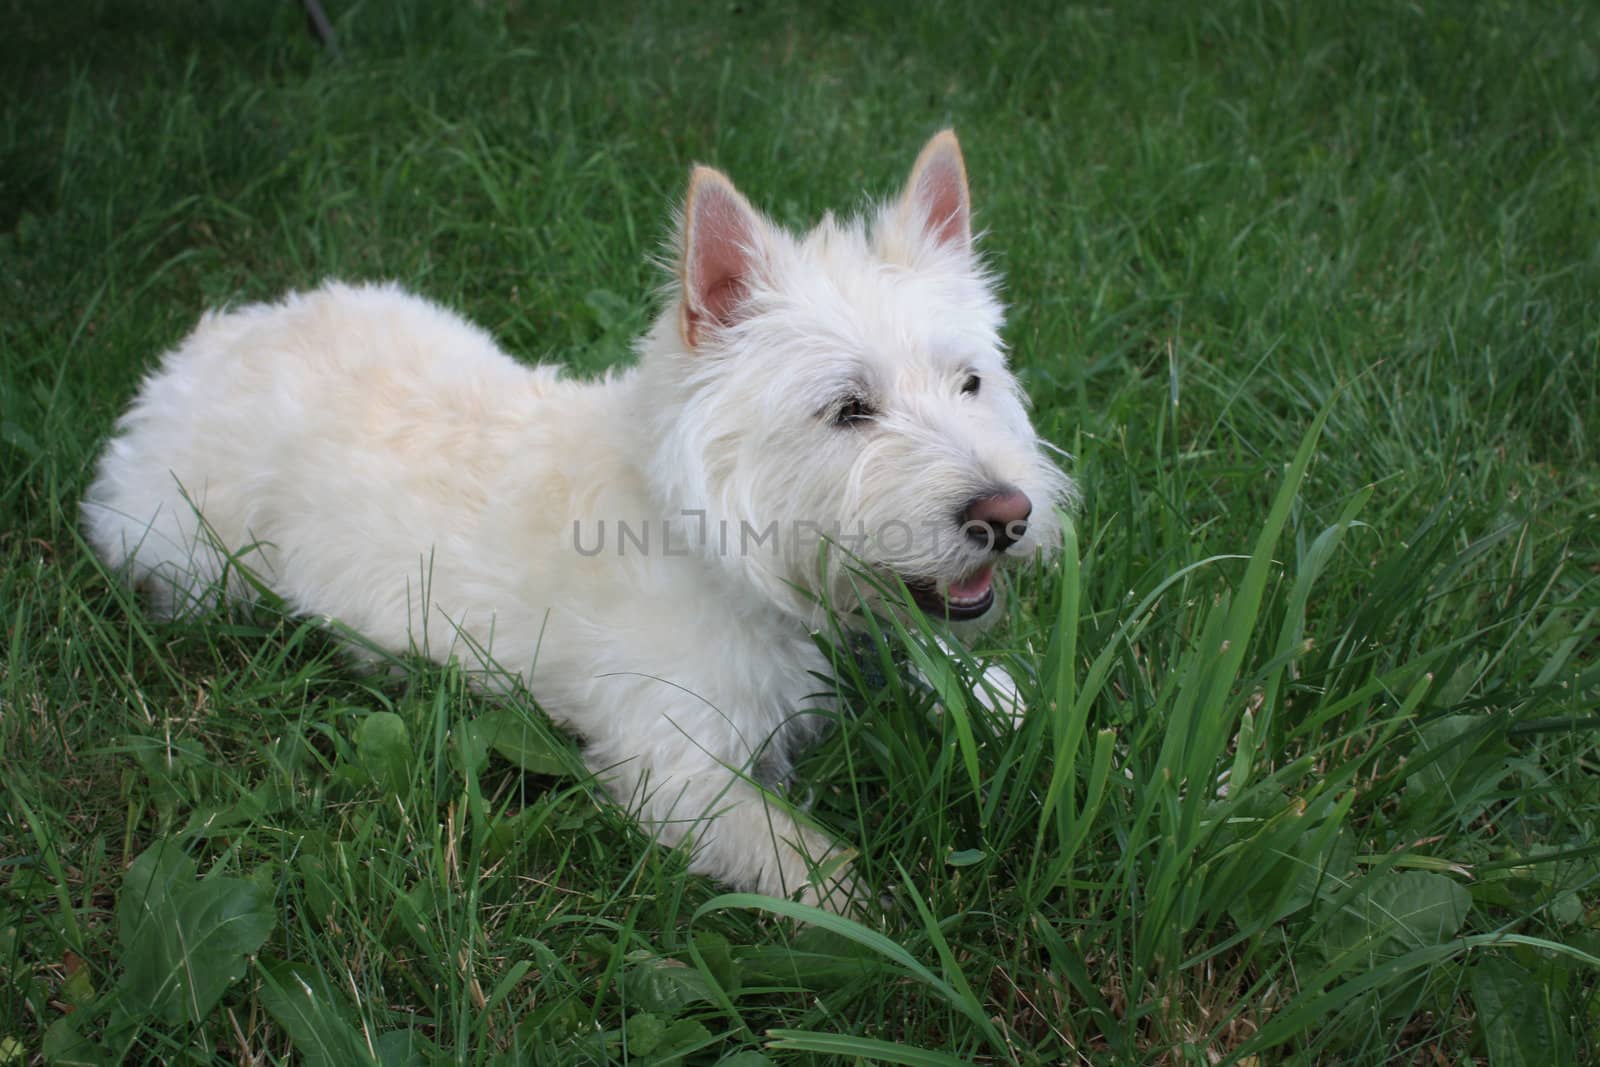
3,0,1598,1063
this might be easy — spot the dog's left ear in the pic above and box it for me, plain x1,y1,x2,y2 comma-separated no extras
901,129,972,255
680,166,767,350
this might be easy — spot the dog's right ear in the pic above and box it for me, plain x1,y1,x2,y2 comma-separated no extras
901,129,972,256
680,166,766,350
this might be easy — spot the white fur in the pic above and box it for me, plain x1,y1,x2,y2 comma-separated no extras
83,132,1073,910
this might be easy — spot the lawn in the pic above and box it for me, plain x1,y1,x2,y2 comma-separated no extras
2,1,1597,1063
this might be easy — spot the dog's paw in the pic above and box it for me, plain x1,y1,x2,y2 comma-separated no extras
921,639,1030,729
793,864,865,917
768,826,863,917
922,636,1029,729
970,659,1027,728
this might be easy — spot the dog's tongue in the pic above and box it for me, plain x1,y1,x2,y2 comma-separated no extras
948,566,994,602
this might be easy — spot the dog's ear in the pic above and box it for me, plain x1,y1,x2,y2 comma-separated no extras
680,166,766,350
901,129,971,254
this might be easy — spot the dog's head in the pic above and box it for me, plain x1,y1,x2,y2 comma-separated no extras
643,130,1075,625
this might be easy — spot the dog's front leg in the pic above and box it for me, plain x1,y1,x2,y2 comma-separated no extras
596,745,857,913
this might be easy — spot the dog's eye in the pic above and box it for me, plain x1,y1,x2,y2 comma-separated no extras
961,374,981,396
832,395,877,427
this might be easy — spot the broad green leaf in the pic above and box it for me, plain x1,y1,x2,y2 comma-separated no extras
624,1012,665,1056
1470,955,1574,1067
1325,871,1471,965
355,711,412,792
1228,825,1353,932
61,964,96,1008
714,1053,776,1067
256,958,376,1067
657,1018,714,1058
116,839,276,1025
40,1015,108,1067
622,952,715,1014
471,708,570,776
1402,715,1493,796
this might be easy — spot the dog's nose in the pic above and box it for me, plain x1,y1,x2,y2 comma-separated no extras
961,488,1033,553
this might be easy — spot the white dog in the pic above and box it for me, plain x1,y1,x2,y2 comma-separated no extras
83,130,1073,910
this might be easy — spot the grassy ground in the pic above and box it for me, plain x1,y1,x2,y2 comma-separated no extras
3,1,1598,1063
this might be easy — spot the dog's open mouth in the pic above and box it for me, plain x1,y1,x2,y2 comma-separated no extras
905,564,995,621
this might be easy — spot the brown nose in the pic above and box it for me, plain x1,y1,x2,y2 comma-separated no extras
961,489,1032,553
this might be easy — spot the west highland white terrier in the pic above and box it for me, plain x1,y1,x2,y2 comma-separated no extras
83,130,1074,910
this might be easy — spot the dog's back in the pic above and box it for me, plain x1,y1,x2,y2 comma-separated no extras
82,281,557,620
